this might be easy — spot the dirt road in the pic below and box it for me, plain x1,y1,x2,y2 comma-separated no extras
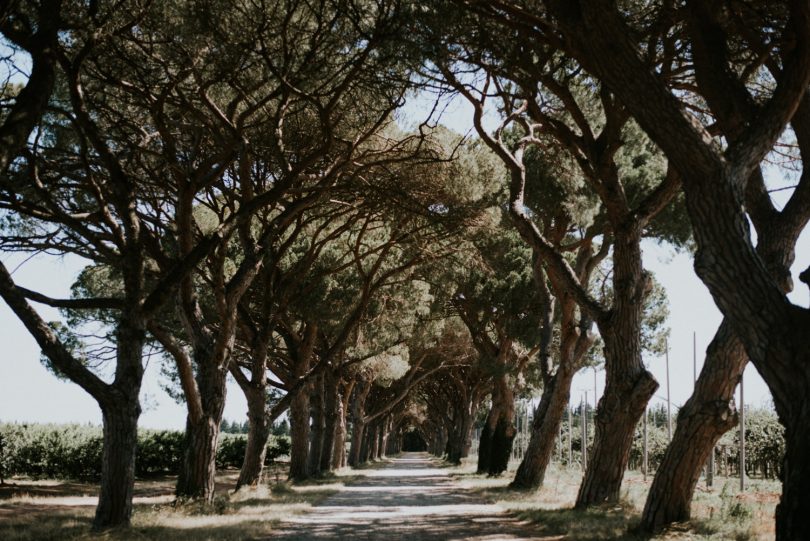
267,453,545,541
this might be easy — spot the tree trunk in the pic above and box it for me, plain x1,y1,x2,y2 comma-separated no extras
348,419,365,467
320,371,340,473
447,407,475,464
331,390,347,469
641,320,744,530
378,417,389,459
511,368,575,489
93,397,140,529
486,374,516,476
476,410,495,473
176,359,226,501
236,388,272,490
360,423,374,464
576,228,658,507
369,423,380,461
777,406,810,541
177,415,221,500
307,374,325,477
576,368,657,506
288,385,311,481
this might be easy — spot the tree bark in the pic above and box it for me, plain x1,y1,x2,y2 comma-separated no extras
331,384,348,469
0,1,61,175
576,228,658,507
235,388,272,490
511,368,575,489
349,419,365,467
476,410,494,473
446,407,475,464
307,374,326,477
288,385,311,481
94,396,140,529
320,370,340,473
479,373,516,475
641,321,745,529
175,348,227,500
539,1,810,532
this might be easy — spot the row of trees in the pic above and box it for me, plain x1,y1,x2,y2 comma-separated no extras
2,1,809,540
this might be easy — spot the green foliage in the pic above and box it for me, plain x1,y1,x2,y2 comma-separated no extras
0,423,103,481
0,423,291,481
717,406,785,479
135,430,184,476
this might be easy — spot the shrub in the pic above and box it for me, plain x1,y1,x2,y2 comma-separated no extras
136,430,184,476
0,423,291,481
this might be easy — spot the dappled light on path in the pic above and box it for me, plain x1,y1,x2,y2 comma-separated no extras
267,453,549,540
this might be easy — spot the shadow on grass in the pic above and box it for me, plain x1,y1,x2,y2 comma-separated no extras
0,510,280,541
0,481,335,541
512,505,651,541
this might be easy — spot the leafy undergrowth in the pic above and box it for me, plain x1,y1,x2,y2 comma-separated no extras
450,458,779,540
0,469,335,541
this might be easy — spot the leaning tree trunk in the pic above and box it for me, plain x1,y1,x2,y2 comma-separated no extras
236,388,272,490
511,367,575,489
641,321,744,530
576,229,658,507
176,360,227,501
642,217,799,531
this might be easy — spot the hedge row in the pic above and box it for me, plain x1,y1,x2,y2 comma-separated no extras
0,423,290,481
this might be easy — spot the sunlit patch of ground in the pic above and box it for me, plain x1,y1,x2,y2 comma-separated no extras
449,456,779,540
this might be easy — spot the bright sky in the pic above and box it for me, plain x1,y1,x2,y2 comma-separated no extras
1,88,808,430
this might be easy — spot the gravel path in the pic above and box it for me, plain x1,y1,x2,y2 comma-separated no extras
266,453,547,541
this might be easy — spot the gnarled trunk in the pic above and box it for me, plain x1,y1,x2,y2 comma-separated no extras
511,368,575,489
577,367,657,506
641,321,744,530
576,228,658,507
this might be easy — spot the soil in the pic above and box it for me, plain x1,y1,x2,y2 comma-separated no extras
265,452,548,541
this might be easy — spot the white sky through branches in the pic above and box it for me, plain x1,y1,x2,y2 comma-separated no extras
1,91,808,429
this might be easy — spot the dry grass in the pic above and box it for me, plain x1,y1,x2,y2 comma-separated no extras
0,457,781,540
0,467,336,541
448,457,779,540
